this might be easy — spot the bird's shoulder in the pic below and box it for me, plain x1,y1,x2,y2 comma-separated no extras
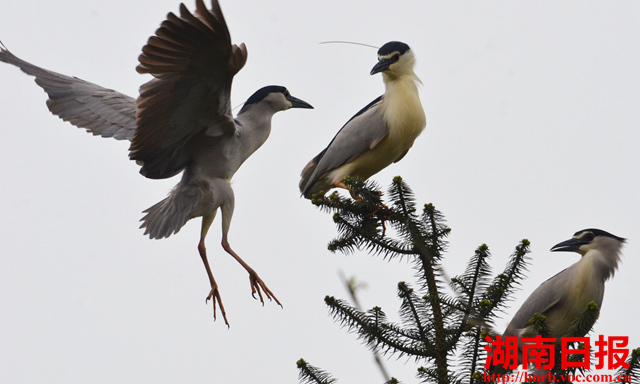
328,95,387,145
506,268,572,331
344,95,384,126
317,96,388,160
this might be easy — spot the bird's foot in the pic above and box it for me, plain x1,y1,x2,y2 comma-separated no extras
375,191,390,210
205,285,229,327
247,269,282,307
366,193,390,237
367,202,390,216
350,191,363,202
379,218,388,237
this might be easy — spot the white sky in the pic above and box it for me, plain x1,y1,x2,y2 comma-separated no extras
1,1,638,383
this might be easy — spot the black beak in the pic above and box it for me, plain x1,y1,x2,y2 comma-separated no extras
370,58,392,75
287,95,313,109
550,237,589,252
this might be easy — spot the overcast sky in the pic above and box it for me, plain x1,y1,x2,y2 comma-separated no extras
1,1,638,383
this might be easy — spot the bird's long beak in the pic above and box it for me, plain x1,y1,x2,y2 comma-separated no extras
287,95,313,109
550,237,589,252
370,58,392,75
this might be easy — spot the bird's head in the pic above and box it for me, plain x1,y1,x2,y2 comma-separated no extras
551,228,626,257
370,41,416,78
239,85,313,114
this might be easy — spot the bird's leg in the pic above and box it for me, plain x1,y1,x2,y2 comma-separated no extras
365,191,390,212
199,213,229,326
367,192,390,237
198,240,229,327
379,218,388,237
368,207,389,237
376,191,390,210
336,181,390,236
221,234,282,307
335,181,362,201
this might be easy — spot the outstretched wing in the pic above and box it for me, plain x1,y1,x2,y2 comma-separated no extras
0,44,136,141
299,96,388,196
130,0,248,179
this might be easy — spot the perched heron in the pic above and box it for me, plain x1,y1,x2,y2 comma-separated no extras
497,228,625,372
299,41,425,199
0,0,312,325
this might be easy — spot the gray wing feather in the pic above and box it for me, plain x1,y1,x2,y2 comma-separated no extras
505,268,568,334
300,96,388,195
0,45,136,141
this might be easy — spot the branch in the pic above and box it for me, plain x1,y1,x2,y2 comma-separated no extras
614,347,640,383
296,359,338,384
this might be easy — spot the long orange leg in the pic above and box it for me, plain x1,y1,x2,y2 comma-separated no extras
221,234,282,307
198,240,228,326
335,181,362,201
199,212,229,326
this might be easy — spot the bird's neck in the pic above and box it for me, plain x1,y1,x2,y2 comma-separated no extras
580,246,622,282
235,107,275,161
381,72,426,138
382,68,422,86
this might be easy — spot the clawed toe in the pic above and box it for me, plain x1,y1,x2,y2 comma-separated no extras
206,286,229,327
248,271,282,307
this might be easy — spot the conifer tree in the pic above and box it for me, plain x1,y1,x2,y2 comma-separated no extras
297,177,639,384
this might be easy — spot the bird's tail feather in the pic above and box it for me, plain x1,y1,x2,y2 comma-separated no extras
140,184,204,239
299,149,326,198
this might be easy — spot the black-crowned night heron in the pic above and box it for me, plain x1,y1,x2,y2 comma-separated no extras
299,41,425,199
496,228,625,373
0,0,312,326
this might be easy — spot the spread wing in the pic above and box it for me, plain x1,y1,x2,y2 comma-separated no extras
130,0,248,179
0,44,136,141
299,96,388,196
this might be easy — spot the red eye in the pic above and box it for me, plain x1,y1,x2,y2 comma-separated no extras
585,233,595,241
392,54,400,62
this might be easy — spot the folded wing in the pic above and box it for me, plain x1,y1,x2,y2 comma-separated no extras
300,96,388,196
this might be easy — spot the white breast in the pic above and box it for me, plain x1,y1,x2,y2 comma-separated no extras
327,76,426,184
382,75,426,148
